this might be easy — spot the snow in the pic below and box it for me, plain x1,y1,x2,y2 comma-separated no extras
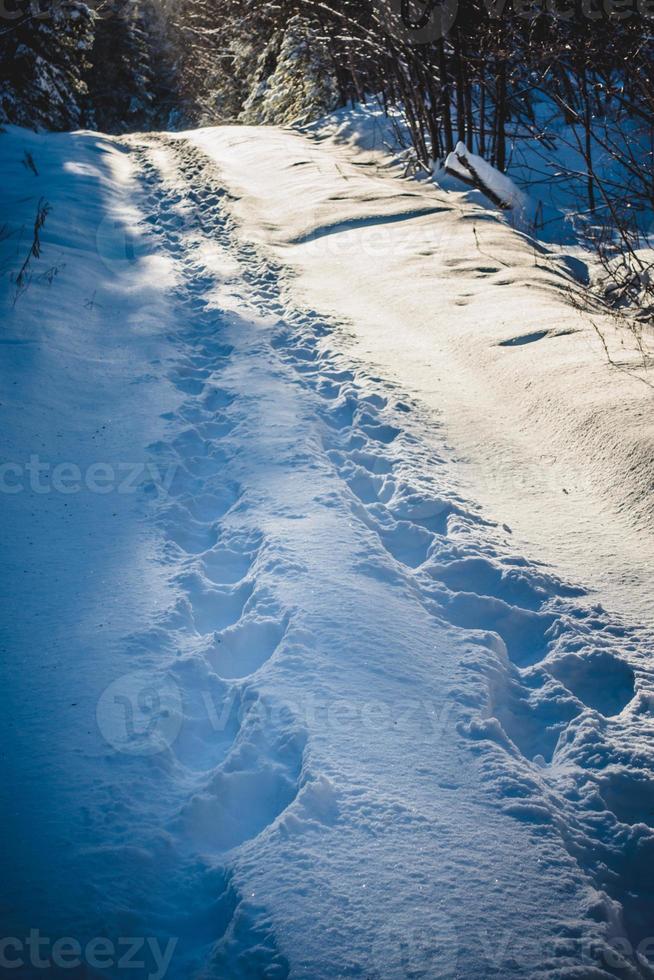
1,119,654,979
443,141,529,215
188,118,654,627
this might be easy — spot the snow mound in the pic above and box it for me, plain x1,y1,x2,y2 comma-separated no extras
443,141,529,215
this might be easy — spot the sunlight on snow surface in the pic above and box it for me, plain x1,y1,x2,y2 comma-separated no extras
0,119,653,979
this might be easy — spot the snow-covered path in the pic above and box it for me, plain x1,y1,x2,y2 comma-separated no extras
2,128,654,979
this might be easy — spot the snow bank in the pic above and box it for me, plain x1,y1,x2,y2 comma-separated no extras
0,123,182,958
189,122,654,626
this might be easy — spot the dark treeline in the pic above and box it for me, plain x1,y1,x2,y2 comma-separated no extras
0,0,175,131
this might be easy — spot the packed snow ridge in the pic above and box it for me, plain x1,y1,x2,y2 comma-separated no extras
1,117,653,979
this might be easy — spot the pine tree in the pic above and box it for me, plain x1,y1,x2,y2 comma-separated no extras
167,0,339,127
0,0,95,130
168,0,262,125
239,14,339,126
86,0,164,132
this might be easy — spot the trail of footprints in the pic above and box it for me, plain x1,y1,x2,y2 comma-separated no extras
118,150,296,928
127,133,654,962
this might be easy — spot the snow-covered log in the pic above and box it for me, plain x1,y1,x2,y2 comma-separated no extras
444,142,526,212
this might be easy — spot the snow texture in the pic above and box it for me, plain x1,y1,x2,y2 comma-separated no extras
1,120,653,979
